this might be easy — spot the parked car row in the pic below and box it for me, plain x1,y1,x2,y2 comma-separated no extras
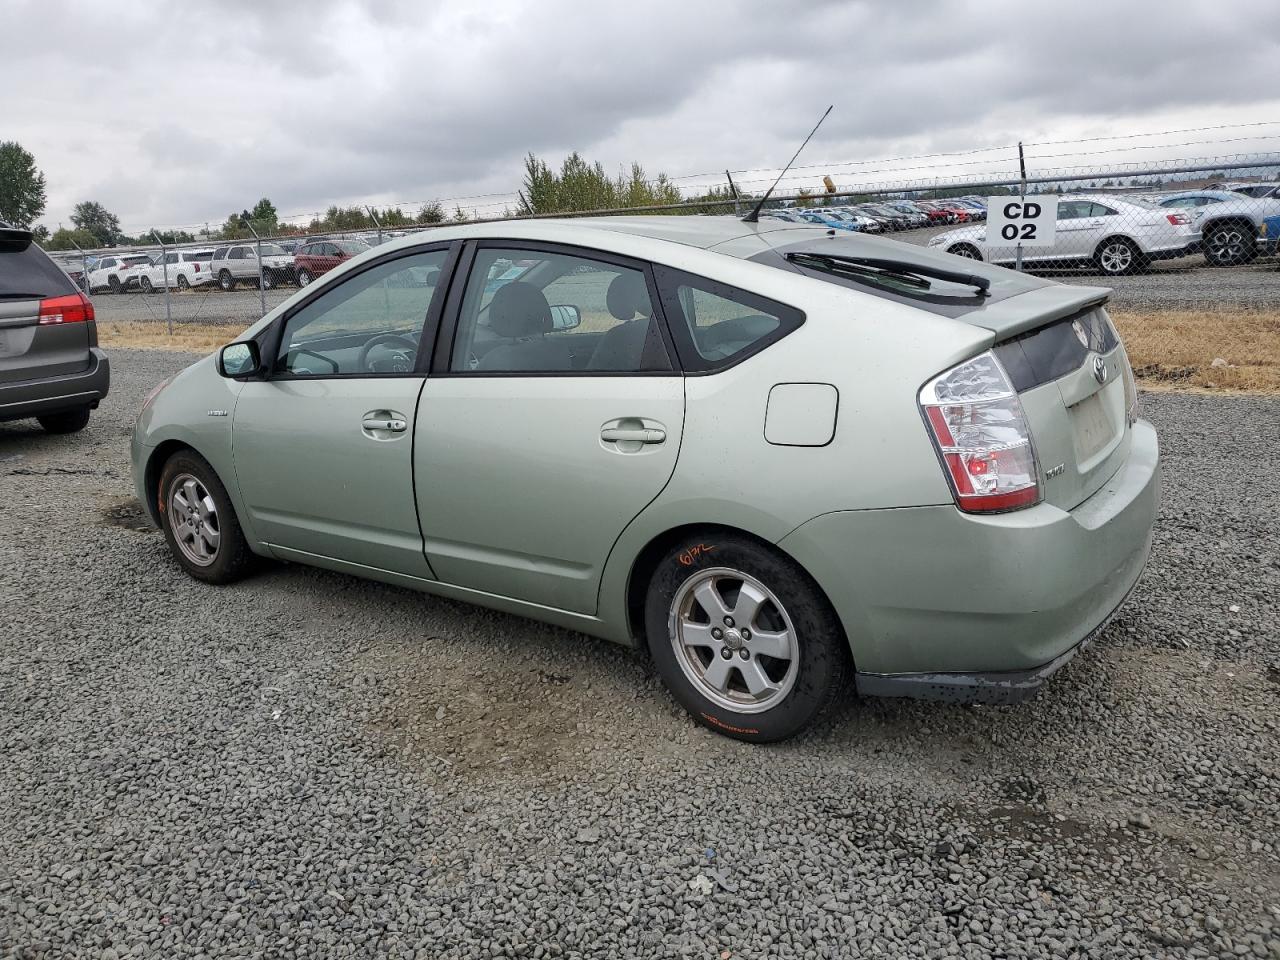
929,187,1280,274
67,236,376,294
763,196,989,234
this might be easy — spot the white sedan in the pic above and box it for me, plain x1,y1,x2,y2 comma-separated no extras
928,194,1200,276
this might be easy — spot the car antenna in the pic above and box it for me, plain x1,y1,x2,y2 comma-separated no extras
742,105,834,223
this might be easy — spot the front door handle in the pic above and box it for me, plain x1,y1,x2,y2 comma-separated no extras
363,415,407,433
601,426,665,444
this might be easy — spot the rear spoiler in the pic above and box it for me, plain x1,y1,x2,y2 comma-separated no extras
967,284,1111,340
0,227,35,253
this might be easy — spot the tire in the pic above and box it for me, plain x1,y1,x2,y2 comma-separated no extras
108,276,122,294
296,269,313,287
949,243,982,261
176,275,190,291
1094,237,1141,276
644,533,848,743
1203,222,1257,267
140,277,153,293
157,450,256,584
218,270,236,291
37,407,91,434
260,271,275,291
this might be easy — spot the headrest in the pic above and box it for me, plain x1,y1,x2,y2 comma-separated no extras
606,272,650,322
489,281,552,339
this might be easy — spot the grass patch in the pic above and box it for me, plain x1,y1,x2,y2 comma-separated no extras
98,308,1280,394
97,320,244,353
1111,307,1280,394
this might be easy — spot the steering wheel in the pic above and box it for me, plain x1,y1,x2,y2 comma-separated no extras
358,334,419,374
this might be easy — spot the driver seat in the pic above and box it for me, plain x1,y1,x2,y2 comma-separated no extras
477,282,573,372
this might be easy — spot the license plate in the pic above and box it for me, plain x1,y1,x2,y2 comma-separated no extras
1070,392,1115,462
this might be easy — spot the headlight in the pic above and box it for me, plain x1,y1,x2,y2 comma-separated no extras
927,236,947,246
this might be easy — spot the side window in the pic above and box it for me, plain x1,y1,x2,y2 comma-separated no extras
228,247,243,260
166,252,179,264
654,267,804,372
449,246,671,374
1090,203,1118,217
275,249,449,377
1056,201,1086,220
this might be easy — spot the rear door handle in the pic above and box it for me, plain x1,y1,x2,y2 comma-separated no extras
601,427,665,444
363,416,407,433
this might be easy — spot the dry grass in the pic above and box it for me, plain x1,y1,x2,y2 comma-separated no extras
96,320,244,354
1111,307,1280,394
98,308,1280,394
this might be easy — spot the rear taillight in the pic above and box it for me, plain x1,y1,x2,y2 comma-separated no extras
1166,213,1190,225
38,292,95,325
919,351,1040,513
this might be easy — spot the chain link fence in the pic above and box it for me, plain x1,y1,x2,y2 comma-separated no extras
45,151,1280,327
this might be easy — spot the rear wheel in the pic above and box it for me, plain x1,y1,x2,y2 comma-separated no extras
644,533,847,743
297,268,313,287
37,407,91,434
1203,222,1256,267
260,271,276,291
1094,237,1141,276
218,270,236,291
158,450,256,584
949,243,982,260
140,276,153,293
108,276,122,294
176,275,190,291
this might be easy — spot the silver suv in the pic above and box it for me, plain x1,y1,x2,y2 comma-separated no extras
209,243,295,291
1156,190,1280,266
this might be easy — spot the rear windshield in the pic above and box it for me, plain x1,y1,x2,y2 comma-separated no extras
0,240,78,299
335,240,370,255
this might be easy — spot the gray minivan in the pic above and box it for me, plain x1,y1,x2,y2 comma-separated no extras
0,224,110,433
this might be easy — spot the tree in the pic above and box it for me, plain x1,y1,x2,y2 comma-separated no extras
247,197,278,233
0,142,48,228
451,205,470,223
416,201,446,225
71,201,122,246
44,227,101,251
516,152,688,216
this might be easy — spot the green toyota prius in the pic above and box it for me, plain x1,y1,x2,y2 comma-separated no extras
131,216,1159,742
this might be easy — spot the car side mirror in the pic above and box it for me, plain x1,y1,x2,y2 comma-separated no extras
549,304,582,331
218,341,262,379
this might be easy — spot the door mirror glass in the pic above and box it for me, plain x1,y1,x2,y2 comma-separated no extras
218,341,261,378
548,304,581,331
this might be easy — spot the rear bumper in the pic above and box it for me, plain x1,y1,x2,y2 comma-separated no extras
0,348,111,422
779,419,1160,694
1146,239,1200,261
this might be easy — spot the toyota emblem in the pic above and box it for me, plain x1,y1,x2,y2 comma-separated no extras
1092,355,1108,384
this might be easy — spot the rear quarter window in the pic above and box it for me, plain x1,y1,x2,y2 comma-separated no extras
652,265,803,373
1,243,78,297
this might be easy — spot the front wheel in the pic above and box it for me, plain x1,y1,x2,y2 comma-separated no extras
949,243,982,260
158,450,256,584
37,407,91,434
260,271,276,290
218,270,236,291
140,277,153,293
644,534,847,742
1203,223,1256,267
176,275,190,291
1095,237,1141,276
296,269,313,287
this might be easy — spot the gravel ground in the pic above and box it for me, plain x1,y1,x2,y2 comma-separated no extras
1,350,1277,960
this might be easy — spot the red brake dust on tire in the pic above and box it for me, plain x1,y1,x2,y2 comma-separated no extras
644,533,847,742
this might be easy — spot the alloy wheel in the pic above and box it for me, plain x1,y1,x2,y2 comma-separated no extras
169,474,220,567
1208,228,1248,265
668,567,799,714
1098,241,1134,274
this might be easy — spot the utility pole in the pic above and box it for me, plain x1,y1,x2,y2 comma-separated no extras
1016,141,1027,273
366,206,383,244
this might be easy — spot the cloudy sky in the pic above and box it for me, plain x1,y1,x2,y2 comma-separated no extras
7,0,1280,233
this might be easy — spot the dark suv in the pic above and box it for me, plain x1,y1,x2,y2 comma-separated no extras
0,225,110,433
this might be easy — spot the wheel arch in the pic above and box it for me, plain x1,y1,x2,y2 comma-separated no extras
622,522,848,662
143,440,198,524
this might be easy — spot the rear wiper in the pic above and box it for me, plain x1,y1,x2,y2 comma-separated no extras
785,252,991,299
